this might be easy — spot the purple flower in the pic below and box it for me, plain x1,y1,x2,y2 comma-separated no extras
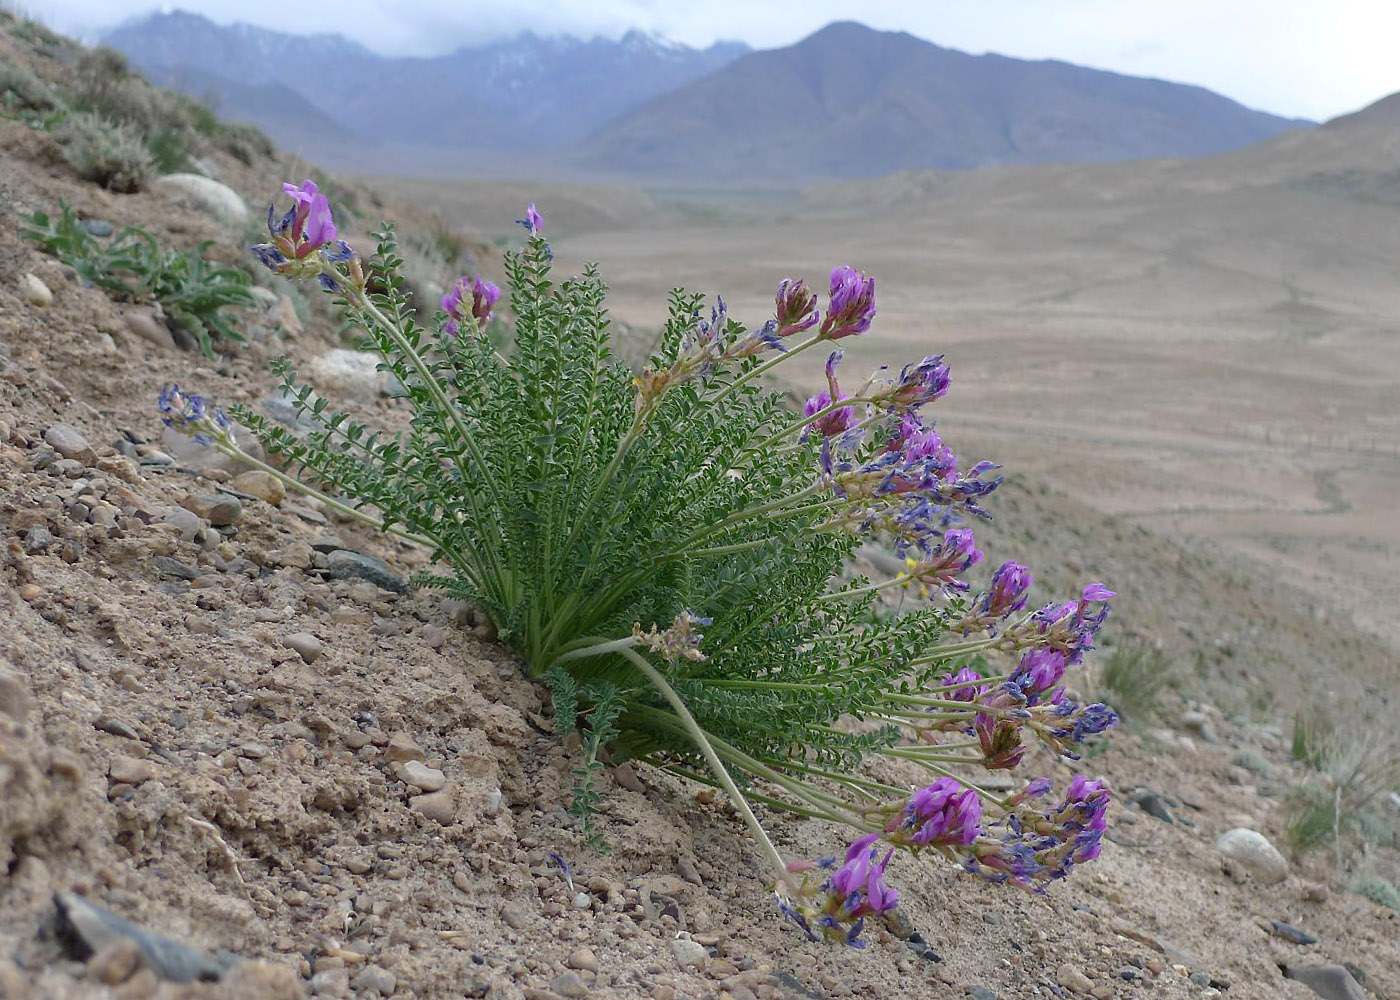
876,354,951,410
1081,582,1115,603
442,274,501,336
819,265,876,340
157,383,230,445
829,834,900,919
898,778,983,847
941,666,985,702
975,705,1027,770
253,179,357,283
902,527,984,595
517,203,543,234
633,609,714,662
983,561,1033,618
1012,647,1067,700
964,776,1112,887
803,351,856,438
775,277,819,338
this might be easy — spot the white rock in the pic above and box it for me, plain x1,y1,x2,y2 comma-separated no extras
152,173,250,226
308,349,391,403
396,760,446,791
20,272,52,307
669,938,707,969
1216,828,1288,884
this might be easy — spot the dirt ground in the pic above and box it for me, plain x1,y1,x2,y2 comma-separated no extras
1,24,1399,1000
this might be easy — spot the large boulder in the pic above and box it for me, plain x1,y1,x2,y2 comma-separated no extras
152,173,250,226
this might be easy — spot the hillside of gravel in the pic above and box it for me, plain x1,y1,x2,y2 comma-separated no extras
1,11,1397,1000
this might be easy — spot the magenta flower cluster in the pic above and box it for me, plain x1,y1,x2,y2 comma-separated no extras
252,179,356,290
442,273,501,337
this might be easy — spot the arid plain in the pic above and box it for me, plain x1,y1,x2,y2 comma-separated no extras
387,111,1400,658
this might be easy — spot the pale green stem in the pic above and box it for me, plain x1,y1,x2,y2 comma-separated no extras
816,574,910,603
879,751,1012,809
745,394,878,456
710,332,826,403
611,647,794,888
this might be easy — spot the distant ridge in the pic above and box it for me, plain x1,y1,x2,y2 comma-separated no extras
568,21,1312,182
103,13,1311,181
102,10,748,158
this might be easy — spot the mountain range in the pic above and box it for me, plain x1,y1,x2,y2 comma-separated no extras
103,12,1312,182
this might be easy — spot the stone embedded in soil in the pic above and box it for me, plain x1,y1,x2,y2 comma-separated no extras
550,971,590,997
1132,790,1174,823
0,669,32,721
324,549,405,592
152,173,250,226
396,760,446,791
385,731,425,763
309,348,394,402
230,470,285,506
351,964,397,995
1271,921,1319,945
283,632,323,664
1215,828,1288,884
44,423,96,465
1283,965,1368,1000
153,556,201,581
567,948,599,974
180,493,243,527
54,891,231,983
500,902,530,930
1056,963,1093,994
124,306,176,351
22,524,54,554
410,786,456,825
670,938,708,970
108,754,159,785
20,272,53,307
968,989,997,1000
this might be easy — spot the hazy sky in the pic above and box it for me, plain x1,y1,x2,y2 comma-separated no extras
24,0,1398,121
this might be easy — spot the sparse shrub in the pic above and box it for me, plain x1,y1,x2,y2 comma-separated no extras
1282,725,1400,859
1094,636,1171,722
146,124,190,173
216,121,274,165
0,60,61,117
23,200,256,356
56,111,151,192
1349,865,1400,911
160,182,1125,946
1290,704,1333,768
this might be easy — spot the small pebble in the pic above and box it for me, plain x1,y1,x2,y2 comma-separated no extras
1057,963,1093,995
20,272,53,307
550,971,589,997
231,470,285,505
283,632,323,664
396,760,446,792
44,423,95,464
670,938,707,970
567,948,599,974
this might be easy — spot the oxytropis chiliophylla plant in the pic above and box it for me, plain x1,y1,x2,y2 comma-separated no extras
161,180,1121,946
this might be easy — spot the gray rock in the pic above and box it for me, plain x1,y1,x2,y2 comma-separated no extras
152,173,249,226
1283,965,1368,1000
1179,709,1220,744
968,989,997,1000
160,424,264,475
152,556,201,581
1133,791,1174,823
351,964,397,995
309,349,392,403
669,938,707,970
79,218,114,237
44,423,95,464
54,891,232,983
1215,828,1288,884
124,306,175,351
550,970,589,997
182,494,242,527
283,632,323,664
1271,921,1318,945
22,524,55,554
324,550,405,592
162,507,203,541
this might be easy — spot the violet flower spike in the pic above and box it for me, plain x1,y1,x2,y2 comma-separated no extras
775,277,819,338
517,203,543,234
442,274,501,336
819,265,876,340
803,351,856,439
